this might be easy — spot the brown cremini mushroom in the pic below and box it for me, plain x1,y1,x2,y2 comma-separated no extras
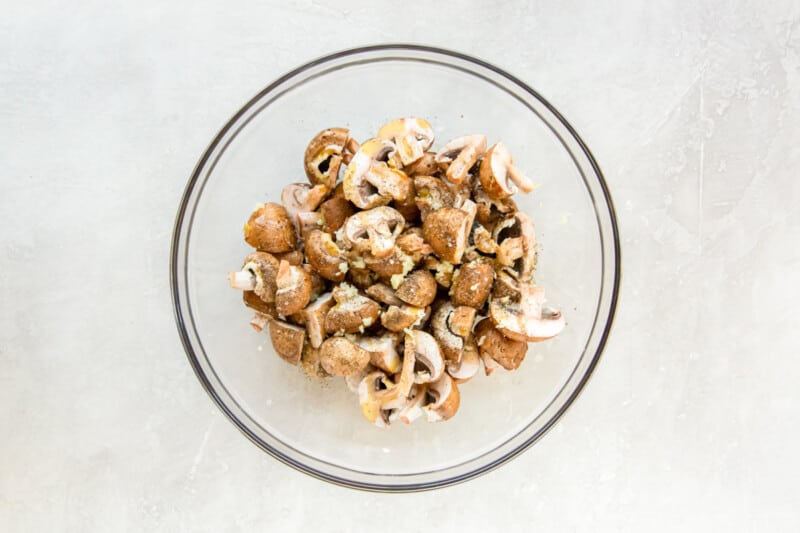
365,283,404,306
422,207,472,264
343,138,413,209
274,260,313,316
268,320,306,366
324,283,381,334
300,343,330,378
357,334,402,374
489,283,565,342
319,336,371,376
434,135,487,185
304,127,359,189
405,329,445,384
319,195,355,233
244,203,297,253
430,301,475,364
446,338,481,383
341,206,405,258
281,182,329,231
395,270,437,308
492,212,537,280
398,384,428,424
229,252,281,303
405,151,438,177
450,261,494,308
396,227,434,263
472,186,518,229
302,292,334,348
475,317,528,371
242,291,278,321
377,117,435,167
380,304,428,332
422,374,460,422
479,142,535,199
413,175,455,221
304,230,348,282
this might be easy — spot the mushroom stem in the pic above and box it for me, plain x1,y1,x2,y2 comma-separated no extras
229,270,256,290
249,313,270,332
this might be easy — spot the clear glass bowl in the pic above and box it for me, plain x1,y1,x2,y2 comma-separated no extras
171,45,620,491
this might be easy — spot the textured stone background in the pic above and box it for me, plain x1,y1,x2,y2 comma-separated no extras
2,1,798,531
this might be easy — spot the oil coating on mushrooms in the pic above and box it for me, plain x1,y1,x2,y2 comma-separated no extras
229,117,565,426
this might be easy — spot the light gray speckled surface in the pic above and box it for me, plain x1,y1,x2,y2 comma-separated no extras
2,1,799,531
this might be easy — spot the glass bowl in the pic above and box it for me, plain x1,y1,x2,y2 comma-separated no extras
171,45,620,491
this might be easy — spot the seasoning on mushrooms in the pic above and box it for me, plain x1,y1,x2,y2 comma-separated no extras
243,203,297,253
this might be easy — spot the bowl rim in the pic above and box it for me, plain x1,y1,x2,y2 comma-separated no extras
170,43,621,492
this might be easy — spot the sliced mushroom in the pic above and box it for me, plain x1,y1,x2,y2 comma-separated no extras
422,374,460,422
230,252,280,302
249,312,271,332
274,260,313,316
475,317,528,370
423,256,455,288
319,336,371,376
398,384,428,424
470,222,498,255
281,182,330,232
492,212,537,280
434,135,487,185
391,179,420,223
446,338,481,383
324,283,381,334
395,270,437,308
358,339,417,425
274,249,304,266
472,185,518,228
489,283,565,342
414,175,455,221
304,127,358,189
377,117,435,167
343,138,413,209
422,207,472,264
345,363,376,394
346,265,377,290
268,320,306,366
362,248,413,279
300,343,330,378
405,329,444,384
479,142,535,199
242,290,277,318
405,151,438,177
380,304,428,332
365,283,404,306
396,227,434,263
304,229,348,282
341,206,405,258
244,203,297,253
450,261,494,308
357,334,402,374
302,292,334,348
319,195,355,233
430,301,474,364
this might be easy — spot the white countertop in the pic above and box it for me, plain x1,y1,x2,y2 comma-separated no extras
2,1,799,531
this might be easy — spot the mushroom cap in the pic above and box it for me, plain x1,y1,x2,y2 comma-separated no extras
422,207,472,264
377,117,435,166
478,142,535,200
405,329,445,384
488,284,565,342
422,374,461,422
475,317,528,371
304,127,350,189
302,292,334,348
244,203,297,253
241,251,281,302
304,229,347,282
365,283,404,306
434,134,487,185
450,261,494,308
242,290,278,318
380,304,428,332
324,284,381,334
319,336,371,376
268,320,306,366
319,195,355,233
274,260,313,316
341,206,405,258
394,270,437,308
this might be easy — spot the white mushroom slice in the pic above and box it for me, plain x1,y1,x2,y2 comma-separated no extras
343,138,412,209
479,142,534,199
489,283,565,342
422,374,461,422
357,335,401,374
434,135,487,185
446,340,481,383
405,330,444,384
281,182,329,231
341,206,405,258
377,117,435,166
398,384,428,425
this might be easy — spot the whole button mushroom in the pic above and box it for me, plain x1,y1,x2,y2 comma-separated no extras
304,127,359,190
479,142,535,200
244,203,297,253
319,337,371,377
377,117,435,167
341,206,405,258
434,135,487,185
343,138,413,209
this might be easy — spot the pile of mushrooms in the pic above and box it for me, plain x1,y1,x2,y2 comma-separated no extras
228,118,565,427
